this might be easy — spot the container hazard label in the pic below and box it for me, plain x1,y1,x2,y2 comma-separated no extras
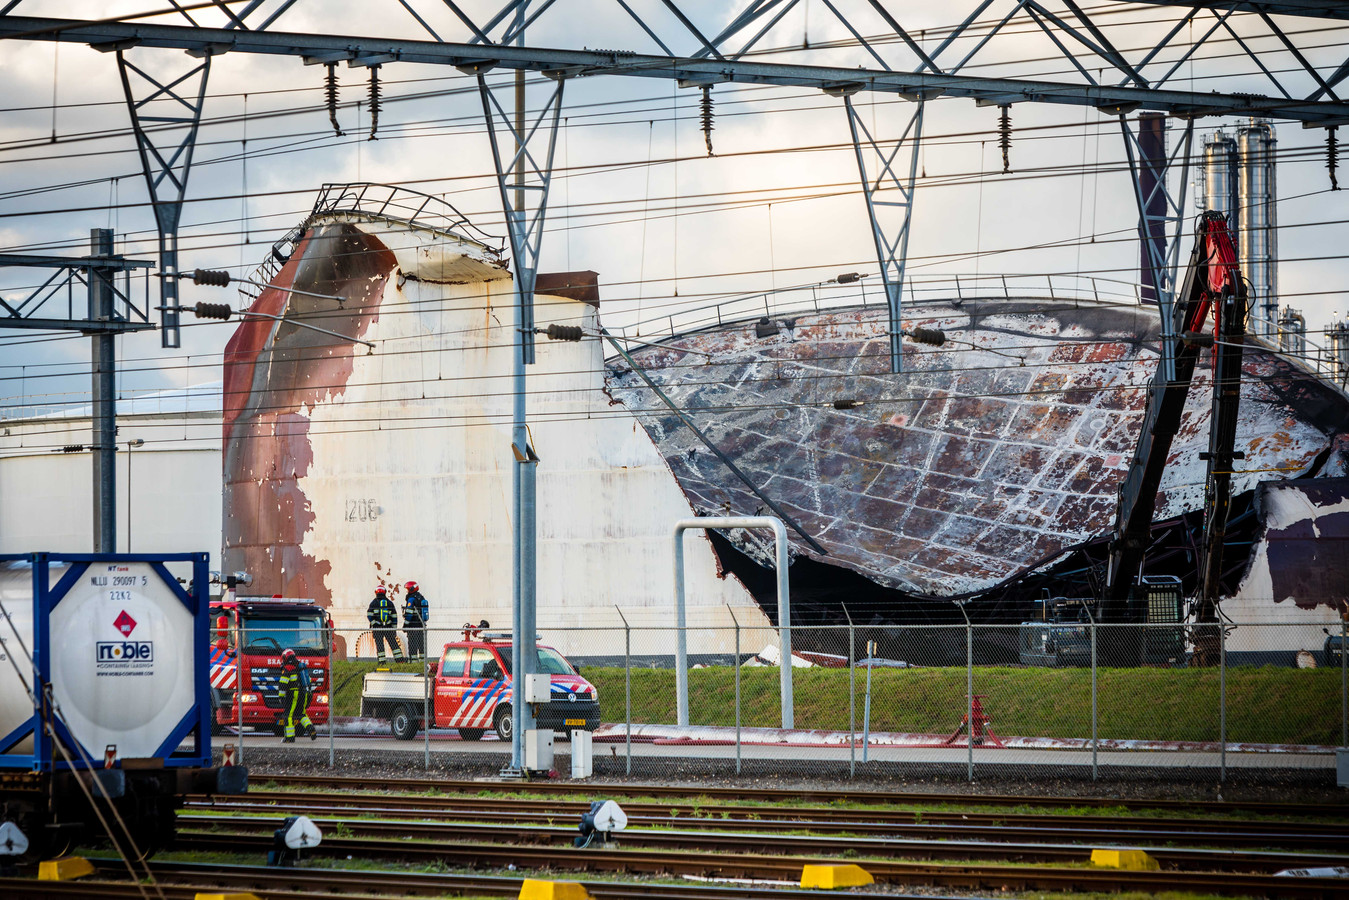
95,609,154,676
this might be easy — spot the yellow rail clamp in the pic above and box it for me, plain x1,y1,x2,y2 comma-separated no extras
195,894,263,900
1091,848,1160,871
37,857,95,881
518,879,593,900
801,863,875,889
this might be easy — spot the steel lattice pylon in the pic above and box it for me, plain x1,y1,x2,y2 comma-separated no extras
114,50,212,349
1120,113,1195,381
841,94,925,374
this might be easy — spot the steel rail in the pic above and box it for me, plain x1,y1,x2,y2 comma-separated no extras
4,859,971,900
169,832,1349,898
180,814,1349,873
259,773,1349,818
188,792,1349,850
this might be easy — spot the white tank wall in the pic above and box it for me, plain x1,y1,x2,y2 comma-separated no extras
0,412,221,557
251,220,770,655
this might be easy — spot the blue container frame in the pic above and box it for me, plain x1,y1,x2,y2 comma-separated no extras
0,552,211,772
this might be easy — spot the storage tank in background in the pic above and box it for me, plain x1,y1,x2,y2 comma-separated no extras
1238,119,1278,338
221,185,768,656
1197,130,1238,226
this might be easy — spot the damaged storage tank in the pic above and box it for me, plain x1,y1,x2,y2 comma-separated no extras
221,184,768,653
604,295,1349,640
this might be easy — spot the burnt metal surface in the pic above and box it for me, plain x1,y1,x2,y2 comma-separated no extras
606,300,1349,601
1255,478,1349,612
222,222,395,604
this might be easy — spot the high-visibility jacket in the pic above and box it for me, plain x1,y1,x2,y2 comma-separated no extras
367,594,397,627
278,660,311,698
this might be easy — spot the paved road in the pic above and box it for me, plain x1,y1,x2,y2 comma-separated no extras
222,729,1333,770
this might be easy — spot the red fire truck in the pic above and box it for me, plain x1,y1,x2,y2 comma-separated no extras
209,595,332,735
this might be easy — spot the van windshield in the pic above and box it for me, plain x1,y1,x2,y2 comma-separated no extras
500,647,575,676
240,614,327,653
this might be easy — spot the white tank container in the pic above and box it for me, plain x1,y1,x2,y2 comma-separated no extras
0,557,199,763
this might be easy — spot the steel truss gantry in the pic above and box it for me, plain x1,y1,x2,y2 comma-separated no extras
6,5,1349,373
6,3,1349,360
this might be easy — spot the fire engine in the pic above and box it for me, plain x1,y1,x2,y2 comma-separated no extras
209,594,331,734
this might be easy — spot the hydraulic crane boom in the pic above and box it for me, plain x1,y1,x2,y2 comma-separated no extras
1102,211,1245,621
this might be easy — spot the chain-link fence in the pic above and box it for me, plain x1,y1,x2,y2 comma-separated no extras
212,614,1347,784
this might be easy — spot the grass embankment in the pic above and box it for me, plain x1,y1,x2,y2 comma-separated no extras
328,660,1340,745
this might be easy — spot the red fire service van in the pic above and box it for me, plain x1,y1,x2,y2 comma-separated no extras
209,595,332,734
360,624,600,741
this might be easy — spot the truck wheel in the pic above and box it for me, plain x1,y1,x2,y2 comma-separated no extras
391,705,419,741
458,728,485,742
493,705,513,742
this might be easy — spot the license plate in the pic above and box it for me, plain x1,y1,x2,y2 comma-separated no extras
565,718,586,726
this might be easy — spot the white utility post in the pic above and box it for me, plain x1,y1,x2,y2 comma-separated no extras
672,517,792,728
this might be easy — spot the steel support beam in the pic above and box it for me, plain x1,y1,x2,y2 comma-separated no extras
89,229,117,553
113,49,211,348
843,94,923,373
1120,112,1194,381
476,56,565,775
6,17,1349,123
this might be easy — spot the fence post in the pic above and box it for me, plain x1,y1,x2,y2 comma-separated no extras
845,608,856,779
967,619,974,783
1219,623,1227,785
951,601,972,783
237,621,245,766
423,626,431,771
727,605,742,776
328,622,335,769
1342,619,1347,749
615,606,631,776
1081,601,1097,782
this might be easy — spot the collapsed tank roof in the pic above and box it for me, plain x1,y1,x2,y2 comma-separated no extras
605,299,1349,598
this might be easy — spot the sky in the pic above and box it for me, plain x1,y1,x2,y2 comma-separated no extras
1,0,1347,421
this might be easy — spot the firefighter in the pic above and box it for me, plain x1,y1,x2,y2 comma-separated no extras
367,585,405,664
402,580,430,662
278,648,316,743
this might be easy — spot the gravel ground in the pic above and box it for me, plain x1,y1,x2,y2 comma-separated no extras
221,747,1346,806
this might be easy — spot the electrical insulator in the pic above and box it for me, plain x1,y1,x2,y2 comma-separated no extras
835,272,861,284
61,444,84,453
700,84,714,157
998,105,1012,174
832,399,862,410
1328,126,1340,192
368,65,382,141
545,323,584,342
907,326,947,346
325,62,343,137
191,268,232,287
194,302,233,321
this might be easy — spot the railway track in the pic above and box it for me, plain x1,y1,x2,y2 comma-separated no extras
2,860,967,900
259,773,1349,819
179,812,1349,872
167,833,1349,898
190,789,1349,851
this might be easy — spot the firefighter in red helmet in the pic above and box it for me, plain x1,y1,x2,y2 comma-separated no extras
402,580,430,662
366,585,405,664
278,647,316,742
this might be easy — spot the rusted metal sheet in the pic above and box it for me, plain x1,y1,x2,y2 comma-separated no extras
606,300,1349,599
